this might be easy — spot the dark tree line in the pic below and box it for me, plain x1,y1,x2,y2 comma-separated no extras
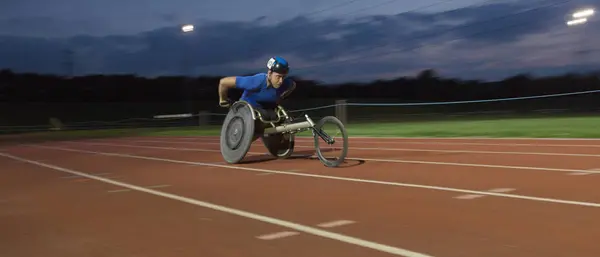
2,68,600,103
1,68,600,127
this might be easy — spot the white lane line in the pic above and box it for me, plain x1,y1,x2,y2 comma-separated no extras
302,145,600,158
61,141,600,175
306,136,600,141
569,168,600,176
107,184,171,193
296,140,600,148
0,152,435,257
256,173,276,176
454,194,484,200
256,231,301,240
61,172,111,179
351,157,600,175
487,188,516,193
25,145,600,208
317,220,356,228
123,137,600,148
119,139,600,158
257,169,302,176
568,172,592,176
454,188,515,200
131,135,600,141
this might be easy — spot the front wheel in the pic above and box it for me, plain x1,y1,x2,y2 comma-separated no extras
313,116,348,167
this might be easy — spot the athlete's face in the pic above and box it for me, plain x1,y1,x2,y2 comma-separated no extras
268,71,287,88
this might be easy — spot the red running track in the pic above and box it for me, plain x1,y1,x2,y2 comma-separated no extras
1,136,600,257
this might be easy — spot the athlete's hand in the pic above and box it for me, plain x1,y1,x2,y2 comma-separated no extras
219,99,230,108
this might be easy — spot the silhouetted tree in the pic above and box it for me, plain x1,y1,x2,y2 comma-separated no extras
1,68,599,126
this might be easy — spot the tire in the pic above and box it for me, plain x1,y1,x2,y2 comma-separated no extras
220,104,255,164
313,116,348,167
261,133,295,159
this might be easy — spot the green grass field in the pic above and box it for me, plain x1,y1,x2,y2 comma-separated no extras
3,115,600,144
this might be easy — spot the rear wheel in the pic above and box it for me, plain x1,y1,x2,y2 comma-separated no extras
261,132,295,158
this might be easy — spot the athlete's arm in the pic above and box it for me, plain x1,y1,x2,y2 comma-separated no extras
280,80,296,99
218,75,262,106
218,76,236,103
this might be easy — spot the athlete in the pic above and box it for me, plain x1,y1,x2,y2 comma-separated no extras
218,56,296,109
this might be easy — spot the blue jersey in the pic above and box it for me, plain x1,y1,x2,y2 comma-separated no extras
235,73,294,108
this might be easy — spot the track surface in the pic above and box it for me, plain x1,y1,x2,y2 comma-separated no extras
2,136,600,257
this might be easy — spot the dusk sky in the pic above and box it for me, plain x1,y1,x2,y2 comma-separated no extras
0,0,598,83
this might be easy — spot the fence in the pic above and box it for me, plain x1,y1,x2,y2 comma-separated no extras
2,89,600,134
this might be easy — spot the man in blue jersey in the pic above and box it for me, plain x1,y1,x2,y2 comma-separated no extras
218,56,296,110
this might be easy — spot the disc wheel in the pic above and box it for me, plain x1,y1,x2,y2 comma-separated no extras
220,104,255,164
313,116,348,167
225,116,245,150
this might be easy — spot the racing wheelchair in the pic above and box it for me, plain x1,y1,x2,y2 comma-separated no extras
219,100,348,167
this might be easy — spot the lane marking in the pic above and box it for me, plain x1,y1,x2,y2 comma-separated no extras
156,137,600,148
256,231,300,240
124,139,600,158
569,168,600,176
61,172,111,179
288,140,600,148
132,135,600,141
454,188,515,200
0,152,436,257
568,172,591,176
74,142,222,153
63,141,600,175
257,169,302,176
487,188,516,193
25,145,600,208
351,157,600,175
454,194,484,200
107,184,171,193
301,145,600,158
317,220,356,228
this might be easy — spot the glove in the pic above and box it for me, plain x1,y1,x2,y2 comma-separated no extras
219,99,230,108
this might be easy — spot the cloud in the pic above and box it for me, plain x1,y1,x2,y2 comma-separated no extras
0,0,598,83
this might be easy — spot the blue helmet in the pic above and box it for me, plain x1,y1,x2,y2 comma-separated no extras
267,56,289,74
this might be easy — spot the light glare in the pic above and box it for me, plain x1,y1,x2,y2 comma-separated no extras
566,18,588,26
181,24,194,33
573,8,594,18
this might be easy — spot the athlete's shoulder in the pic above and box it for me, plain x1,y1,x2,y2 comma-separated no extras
235,73,266,90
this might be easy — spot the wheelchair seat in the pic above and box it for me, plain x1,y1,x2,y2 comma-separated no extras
253,101,282,123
